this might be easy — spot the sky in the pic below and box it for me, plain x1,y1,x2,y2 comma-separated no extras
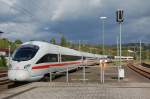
0,0,150,44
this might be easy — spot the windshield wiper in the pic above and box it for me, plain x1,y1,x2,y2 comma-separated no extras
12,59,21,62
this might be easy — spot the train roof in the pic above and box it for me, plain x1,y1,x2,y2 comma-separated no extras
22,41,107,58
23,41,81,56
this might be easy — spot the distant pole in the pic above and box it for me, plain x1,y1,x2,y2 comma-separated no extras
100,17,107,55
69,40,72,48
146,49,149,61
140,40,142,64
148,49,150,61
134,46,136,60
8,45,11,66
79,40,81,51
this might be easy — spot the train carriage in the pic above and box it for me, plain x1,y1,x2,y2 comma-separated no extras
8,41,109,81
8,41,82,81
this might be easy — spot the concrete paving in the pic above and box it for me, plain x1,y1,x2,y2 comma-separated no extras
53,65,150,83
0,64,149,99
0,82,150,99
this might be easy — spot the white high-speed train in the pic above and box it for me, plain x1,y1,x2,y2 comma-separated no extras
8,41,105,81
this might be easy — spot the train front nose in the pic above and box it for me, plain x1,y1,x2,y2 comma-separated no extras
8,70,30,81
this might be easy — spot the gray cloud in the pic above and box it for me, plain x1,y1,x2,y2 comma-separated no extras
0,0,149,44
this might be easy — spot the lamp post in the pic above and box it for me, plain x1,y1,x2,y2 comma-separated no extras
100,17,107,55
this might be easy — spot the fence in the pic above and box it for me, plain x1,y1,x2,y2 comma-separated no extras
48,62,120,83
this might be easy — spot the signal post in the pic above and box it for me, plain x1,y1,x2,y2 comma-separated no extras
116,9,125,80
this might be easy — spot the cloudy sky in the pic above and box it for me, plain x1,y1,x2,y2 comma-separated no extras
0,0,149,44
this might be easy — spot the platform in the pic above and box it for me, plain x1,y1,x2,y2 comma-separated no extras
0,82,150,99
1,64,150,99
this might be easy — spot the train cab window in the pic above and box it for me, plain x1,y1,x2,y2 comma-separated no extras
12,44,39,61
61,55,81,62
36,54,58,64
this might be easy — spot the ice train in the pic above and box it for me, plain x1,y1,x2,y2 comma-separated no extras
8,41,106,81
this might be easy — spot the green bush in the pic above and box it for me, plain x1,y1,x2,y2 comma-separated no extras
0,56,7,67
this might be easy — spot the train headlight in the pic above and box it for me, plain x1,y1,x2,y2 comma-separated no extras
24,64,31,70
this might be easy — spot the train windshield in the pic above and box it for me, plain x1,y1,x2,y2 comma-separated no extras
12,44,39,61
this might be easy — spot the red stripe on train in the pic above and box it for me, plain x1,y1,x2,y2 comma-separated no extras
32,61,81,69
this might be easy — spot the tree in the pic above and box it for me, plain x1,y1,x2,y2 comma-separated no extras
0,56,7,67
50,37,56,44
9,42,17,51
14,39,22,44
60,35,67,47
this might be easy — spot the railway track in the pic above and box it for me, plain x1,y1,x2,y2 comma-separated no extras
127,63,150,79
0,70,32,92
0,70,13,92
0,70,12,85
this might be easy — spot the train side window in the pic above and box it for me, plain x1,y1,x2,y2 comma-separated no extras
36,54,58,64
83,57,86,60
61,55,81,62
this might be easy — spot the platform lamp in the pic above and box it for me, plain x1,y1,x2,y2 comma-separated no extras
100,17,107,55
